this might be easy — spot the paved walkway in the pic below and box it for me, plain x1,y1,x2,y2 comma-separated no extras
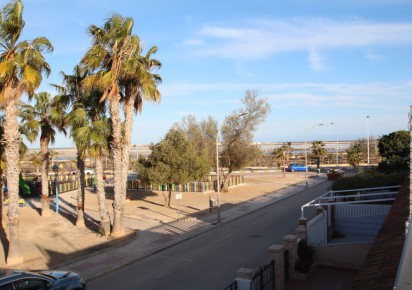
57,176,327,281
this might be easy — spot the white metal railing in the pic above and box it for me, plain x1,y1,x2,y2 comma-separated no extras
301,186,400,218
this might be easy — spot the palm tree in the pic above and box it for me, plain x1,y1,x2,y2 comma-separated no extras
311,140,327,167
272,147,285,170
120,46,161,205
53,66,91,228
81,14,146,237
53,66,110,231
0,0,53,265
19,92,66,217
68,89,111,234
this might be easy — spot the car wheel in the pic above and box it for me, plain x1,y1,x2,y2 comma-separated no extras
291,169,295,172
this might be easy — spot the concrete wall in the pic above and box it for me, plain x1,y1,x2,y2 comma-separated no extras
314,242,372,270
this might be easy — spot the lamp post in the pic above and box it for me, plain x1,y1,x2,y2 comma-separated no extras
330,122,339,168
305,123,323,188
52,164,59,213
367,116,370,165
216,129,221,224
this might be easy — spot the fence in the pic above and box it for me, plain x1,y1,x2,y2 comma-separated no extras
126,175,245,193
334,204,391,237
251,260,275,290
223,281,238,290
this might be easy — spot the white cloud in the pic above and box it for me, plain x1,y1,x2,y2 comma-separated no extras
161,80,412,112
185,18,412,69
182,39,204,46
308,49,326,71
235,62,252,77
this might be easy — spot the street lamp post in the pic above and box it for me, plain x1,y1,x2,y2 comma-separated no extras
331,122,339,168
305,123,323,188
216,129,221,224
367,116,370,165
52,164,60,214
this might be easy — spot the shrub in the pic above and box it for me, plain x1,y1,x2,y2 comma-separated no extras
331,170,406,191
294,239,314,273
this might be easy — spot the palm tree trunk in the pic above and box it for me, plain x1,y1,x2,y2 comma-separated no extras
95,155,110,236
75,154,86,228
4,101,23,265
121,97,134,201
40,138,51,217
110,99,125,237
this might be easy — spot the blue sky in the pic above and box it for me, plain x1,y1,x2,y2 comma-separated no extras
18,0,412,148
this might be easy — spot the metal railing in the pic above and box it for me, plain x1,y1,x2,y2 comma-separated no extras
251,260,275,290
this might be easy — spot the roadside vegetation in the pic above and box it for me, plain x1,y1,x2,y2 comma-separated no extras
333,130,410,190
331,170,407,191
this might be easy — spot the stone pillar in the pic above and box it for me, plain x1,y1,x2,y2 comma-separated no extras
295,225,307,240
235,268,254,290
268,244,285,290
283,235,298,279
297,217,308,240
299,217,307,227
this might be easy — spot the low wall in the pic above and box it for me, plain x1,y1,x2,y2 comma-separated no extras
314,242,372,270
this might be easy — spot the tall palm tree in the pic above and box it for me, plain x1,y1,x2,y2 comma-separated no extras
19,92,66,217
120,46,161,207
81,14,143,237
53,66,110,230
311,140,327,167
0,0,53,265
67,89,111,234
53,66,90,228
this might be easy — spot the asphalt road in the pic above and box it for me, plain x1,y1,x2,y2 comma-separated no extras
88,180,332,290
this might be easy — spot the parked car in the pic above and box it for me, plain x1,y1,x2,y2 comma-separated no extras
84,168,94,175
287,163,309,172
0,269,86,289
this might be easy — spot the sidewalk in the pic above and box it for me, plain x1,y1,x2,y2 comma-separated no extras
58,175,327,281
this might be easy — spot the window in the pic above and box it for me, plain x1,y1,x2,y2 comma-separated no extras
13,278,48,290
0,282,14,290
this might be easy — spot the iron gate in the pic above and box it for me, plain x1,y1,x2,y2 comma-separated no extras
251,260,275,290
222,280,237,290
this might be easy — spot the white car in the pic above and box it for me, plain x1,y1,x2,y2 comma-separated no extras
84,169,95,175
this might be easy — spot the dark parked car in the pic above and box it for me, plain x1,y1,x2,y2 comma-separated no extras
287,163,309,172
0,269,86,290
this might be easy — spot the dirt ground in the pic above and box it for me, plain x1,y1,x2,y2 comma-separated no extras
0,171,310,270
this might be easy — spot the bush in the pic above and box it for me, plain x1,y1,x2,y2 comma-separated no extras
294,239,314,273
331,170,407,191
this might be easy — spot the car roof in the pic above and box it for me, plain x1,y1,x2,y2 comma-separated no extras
0,269,51,284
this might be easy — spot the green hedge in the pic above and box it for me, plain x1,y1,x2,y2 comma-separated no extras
331,170,407,191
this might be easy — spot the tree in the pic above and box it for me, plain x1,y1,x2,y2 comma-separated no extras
70,106,111,234
19,92,66,217
0,0,53,265
138,129,210,207
219,90,271,191
173,115,216,171
377,130,410,173
346,144,363,169
311,140,327,167
54,66,111,233
82,14,161,236
272,142,292,169
120,45,161,205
